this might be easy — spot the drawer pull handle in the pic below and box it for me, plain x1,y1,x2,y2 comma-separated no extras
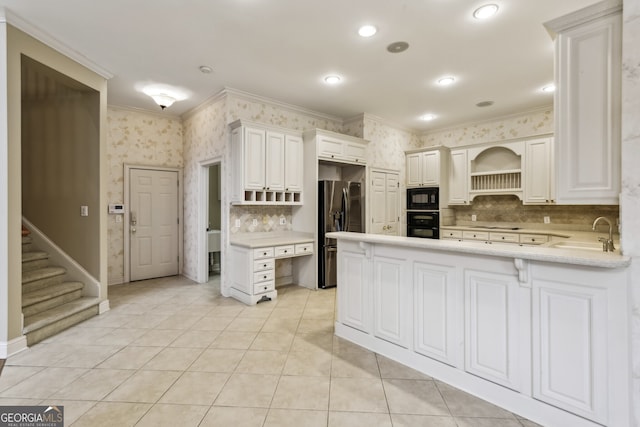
284,250,288,253
502,237,505,240
263,275,267,279
263,252,267,256
263,264,267,268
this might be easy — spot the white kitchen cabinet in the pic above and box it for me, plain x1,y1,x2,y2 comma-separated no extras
230,120,304,204
406,149,444,187
465,268,520,390
448,149,469,205
337,241,371,333
414,261,461,367
545,1,622,204
370,169,399,235
316,131,368,164
372,249,411,348
524,137,554,204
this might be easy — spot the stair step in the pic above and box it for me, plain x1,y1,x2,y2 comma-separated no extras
22,251,49,272
23,297,100,346
22,282,85,317
22,267,66,293
22,236,33,253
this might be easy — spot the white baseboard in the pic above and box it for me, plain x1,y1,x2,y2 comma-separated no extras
0,335,28,358
98,300,110,314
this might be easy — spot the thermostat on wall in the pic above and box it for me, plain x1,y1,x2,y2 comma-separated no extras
108,204,125,214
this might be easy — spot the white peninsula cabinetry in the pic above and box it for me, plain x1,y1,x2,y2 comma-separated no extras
230,120,303,204
331,233,631,427
545,0,622,204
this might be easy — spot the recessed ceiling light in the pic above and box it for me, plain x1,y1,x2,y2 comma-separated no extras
324,75,342,85
437,76,456,86
420,114,436,121
541,84,556,93
387,41,409,53
358,25,377,37
473,4,499,20
199,65,213,74
476,100,494,107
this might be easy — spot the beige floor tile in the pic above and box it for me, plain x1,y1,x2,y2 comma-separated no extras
200,406,268,427
329,377,388,413
51,368,133,400
159,371,229,405
52,345,122,368
80,312,137,329
283,350,332,377
391,414,458,427
271,376,330,410
290,332,333,354
0,366,44,392
235,350,287,375
190,315,236,331
71,401,151,427
188,348,245,372
377,355,431,380
119,313,170,329
93,328,148,346
331,351,381,378
207,305,245,317
329,411,393,427
454,417,523,427
7,343,76,366
519,420,544,427
263,408,327,427
261,317,300,333
169,329,221,348
383,379,449,415
333,336,374,357
250,332,294,352
135,403,209,427
269,307,304,319
133,329,183,346
297,318,334,334
0,367,87,399
209,331,257,349
239,304,275,319
214,373,279,407
142,347,203,371
155,314,204,330
43,326,114,345
302,306,335,320
436,381,516,419
97,346,163,369
225,316,267,332
103,370,181,403
36,399,96,425
0,397,42,405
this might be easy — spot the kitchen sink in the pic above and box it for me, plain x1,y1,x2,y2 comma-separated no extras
548,241,606,252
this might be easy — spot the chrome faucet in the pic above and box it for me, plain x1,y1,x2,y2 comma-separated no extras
592,216,615,252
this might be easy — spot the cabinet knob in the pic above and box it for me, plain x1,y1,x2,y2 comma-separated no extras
263,275,267,279
263,252,267,256
502,237,505,240
331,155,335,158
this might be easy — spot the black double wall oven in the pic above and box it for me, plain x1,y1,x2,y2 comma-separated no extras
407,187,440,239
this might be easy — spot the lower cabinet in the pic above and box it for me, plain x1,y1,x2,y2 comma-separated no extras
337,245,371,333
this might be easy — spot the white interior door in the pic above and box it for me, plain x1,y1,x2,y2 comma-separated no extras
130,168,179,281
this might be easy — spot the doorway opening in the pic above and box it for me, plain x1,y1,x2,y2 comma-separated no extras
207,164,222,280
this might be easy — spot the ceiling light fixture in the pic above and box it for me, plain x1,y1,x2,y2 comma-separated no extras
542,84,556,93
437,76,456,86
324,75,342,85
140,84,190,111
420,114,436,121
149,93,176,110
199,65,213,74
476,100,494,107
387,41,409,53
473,4,499,20
358,25,377,37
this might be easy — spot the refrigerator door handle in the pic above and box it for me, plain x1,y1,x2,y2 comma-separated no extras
342,187,349,232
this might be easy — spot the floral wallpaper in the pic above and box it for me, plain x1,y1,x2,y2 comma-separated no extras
106,107,184,284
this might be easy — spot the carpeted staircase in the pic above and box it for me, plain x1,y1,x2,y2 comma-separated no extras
22,233,100,346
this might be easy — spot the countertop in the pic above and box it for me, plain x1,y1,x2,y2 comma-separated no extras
326,231,630,269
230,231,314,248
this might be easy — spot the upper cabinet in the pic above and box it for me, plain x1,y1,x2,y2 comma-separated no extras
230,120,303,205
524,137,555,204
315,130,368,165
544,0,622,205
448,148,469,205
406,146,449,188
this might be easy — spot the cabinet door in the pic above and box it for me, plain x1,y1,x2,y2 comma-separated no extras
385,173,399,235
244,127,266,190
422,151,441,186
465,269,520,390
345,142,366,163
524,138,552,204
284,134,303,191
448,149,468,205
338,247,370,333
265,131,285,191
553,12,621,204
414,262,460,367
406,153,423,187
318,136,344,160
532,278,608,423
373,253,410,348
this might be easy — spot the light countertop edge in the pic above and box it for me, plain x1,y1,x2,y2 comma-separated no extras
230,231,314,248
326,231,630,269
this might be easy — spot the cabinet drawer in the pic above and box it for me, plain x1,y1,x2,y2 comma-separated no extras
254,281,275,295
489,232,519,243
295,242,313,255
520,234,548,245
345,142,366,162
253,247,274,260
441,229,463,239
254,270,275,284
253,259,275,272
462,231,489,241
275,245,295,258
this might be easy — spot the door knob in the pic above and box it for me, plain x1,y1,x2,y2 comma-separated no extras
131,227,136,233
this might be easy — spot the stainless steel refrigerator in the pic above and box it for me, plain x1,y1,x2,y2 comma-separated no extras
318,180,365,289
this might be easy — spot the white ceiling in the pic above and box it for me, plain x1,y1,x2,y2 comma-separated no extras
0,0,596,131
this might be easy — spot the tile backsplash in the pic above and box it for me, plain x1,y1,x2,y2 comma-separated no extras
229,205,293,233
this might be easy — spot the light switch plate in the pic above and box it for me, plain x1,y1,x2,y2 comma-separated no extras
544,216,551,224
471,214,477,222
235,219,241,228
279,217,286,225
252,219,258,227
80,206,89,216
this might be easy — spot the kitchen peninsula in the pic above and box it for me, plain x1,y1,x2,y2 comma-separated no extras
328,231,631,427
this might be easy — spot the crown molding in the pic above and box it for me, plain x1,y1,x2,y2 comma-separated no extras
180,88,228,121
544,0,622,38
108,104,182,120
0,7,113,79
